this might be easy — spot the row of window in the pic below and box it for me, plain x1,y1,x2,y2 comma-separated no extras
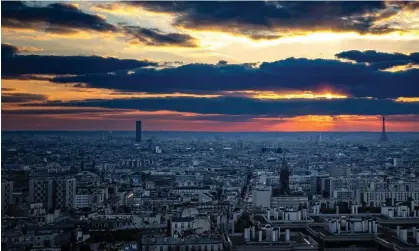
149,244,221,251
173,223,193,229
364,192,419,202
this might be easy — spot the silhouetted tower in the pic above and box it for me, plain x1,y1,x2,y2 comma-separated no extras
136,121,142,142
279,151,290,195
379,116,388,142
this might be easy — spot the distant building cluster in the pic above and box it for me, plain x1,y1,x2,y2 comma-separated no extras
1,127,419,251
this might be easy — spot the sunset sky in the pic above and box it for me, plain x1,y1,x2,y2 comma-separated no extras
1,1,419,131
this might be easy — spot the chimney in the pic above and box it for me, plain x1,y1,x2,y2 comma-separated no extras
232,219,235,235
388,208,394,218
400,229,408,241
266,227,272,241
278,227,281,241
285,229,290,241
244,228,250,241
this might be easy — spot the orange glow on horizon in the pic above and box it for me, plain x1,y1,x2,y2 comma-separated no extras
395,97,419,102
3,79,351,103
1,79,221,101
383,64,419,72
2,112,418,132
226,90,348,100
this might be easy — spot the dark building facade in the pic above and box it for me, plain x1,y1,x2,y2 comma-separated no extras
28,177,76,210
279,154,290,195
136,121,142,142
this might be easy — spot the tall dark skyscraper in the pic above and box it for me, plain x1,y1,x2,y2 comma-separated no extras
279,152,290,195
379,116,388,142
136,121,142,142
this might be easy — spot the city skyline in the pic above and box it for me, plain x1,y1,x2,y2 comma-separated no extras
3,3,419,250
2,1,419,131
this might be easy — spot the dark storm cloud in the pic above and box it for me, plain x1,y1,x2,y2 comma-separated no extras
1,1,116,33
337,50,415,63
1,2,198,47
1,108,132,115
2,93,48,103
2,44,19,57
51,58,419,98
29,97,419,116
133,1,400,38
1,43,158,77
336,50,419,70
2,55,157,76
122,26,198,47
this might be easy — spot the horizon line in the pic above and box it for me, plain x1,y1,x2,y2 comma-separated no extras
2,130,419,133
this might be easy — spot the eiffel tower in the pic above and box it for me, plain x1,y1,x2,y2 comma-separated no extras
379,116,388,142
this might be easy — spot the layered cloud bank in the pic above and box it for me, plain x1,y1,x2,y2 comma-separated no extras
2,1,419,131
